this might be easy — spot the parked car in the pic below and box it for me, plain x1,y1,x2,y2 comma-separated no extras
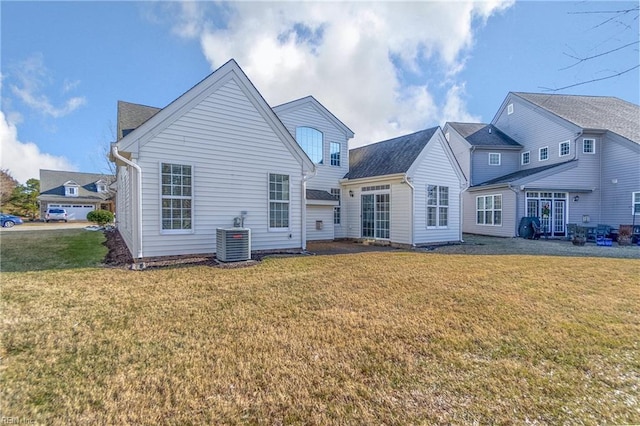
45,208,68,223
1,213,24,228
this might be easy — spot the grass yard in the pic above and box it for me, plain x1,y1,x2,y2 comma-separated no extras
1,233,639,424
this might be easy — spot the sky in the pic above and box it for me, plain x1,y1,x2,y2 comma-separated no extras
1,1,638,184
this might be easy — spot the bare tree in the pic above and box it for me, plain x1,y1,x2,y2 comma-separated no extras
542,5,639,92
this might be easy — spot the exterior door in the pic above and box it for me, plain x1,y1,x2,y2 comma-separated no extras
361,193,390,239
553,200,566,235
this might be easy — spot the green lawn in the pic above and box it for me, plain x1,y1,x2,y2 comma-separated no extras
0,229,107,272
1,230,639,424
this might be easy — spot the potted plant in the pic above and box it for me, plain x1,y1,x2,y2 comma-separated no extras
618,225,633,246
572,226,587,246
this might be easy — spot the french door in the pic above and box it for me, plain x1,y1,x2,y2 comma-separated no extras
362,193,390,239
525,192,567,236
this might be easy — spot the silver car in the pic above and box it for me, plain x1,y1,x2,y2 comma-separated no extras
45,208,68,222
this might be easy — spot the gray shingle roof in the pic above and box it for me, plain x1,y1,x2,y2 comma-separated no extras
306,189,338,201
513,92,640,144
39,170,115,200
447,122,521,147
117,101,161,140
345,127,439,180
473,160,576,187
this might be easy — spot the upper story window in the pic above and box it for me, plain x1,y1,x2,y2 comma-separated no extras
521,151,530,165
559,141,570,157
161,163,192,232
507,103,514,115
96,180,108,193
296,127,323,164
64,181,79,197
583,138,596,154
330,142,341,166
488,153,501,166
539,146,549,161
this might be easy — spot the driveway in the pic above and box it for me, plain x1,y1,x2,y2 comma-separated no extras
0,221,90,232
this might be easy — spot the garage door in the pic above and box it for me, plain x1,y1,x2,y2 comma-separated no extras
48,204,96,221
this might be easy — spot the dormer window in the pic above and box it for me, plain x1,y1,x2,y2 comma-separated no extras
64,180,79,197
95,179,108,193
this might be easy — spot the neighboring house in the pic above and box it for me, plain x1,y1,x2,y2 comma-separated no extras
38,169,115,220
445,92,640,237
341,127,465,246
111,59,317,260
273,96,354,241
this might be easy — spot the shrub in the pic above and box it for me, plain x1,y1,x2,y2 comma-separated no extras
86,209,114,226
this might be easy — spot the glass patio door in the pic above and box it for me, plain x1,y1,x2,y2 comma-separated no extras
362,193,390,239
553,200,566,235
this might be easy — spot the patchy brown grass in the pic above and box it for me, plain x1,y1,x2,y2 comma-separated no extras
1,253,639,424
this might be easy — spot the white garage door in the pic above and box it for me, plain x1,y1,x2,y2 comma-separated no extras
48,204,96,221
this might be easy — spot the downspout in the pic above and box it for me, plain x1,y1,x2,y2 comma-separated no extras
301,167,317,251
111,145,143,259
459,182,469,242
404,174,415,247
507,184,519,237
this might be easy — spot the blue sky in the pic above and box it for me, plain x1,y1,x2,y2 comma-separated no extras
1,1,638,183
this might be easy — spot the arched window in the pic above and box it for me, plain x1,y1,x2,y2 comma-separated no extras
296,127,323,164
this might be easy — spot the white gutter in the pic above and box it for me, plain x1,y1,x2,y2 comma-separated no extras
403,174,415,247
459,182,469,242
111,145,143,259
301,167,318,251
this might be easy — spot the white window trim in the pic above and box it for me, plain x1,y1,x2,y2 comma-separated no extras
633,192,640,215
476,194,502,226
507,103,514,115
539,146,549,162
426,184,449,229
521,151,530,165
330,142,341,167
583,138,596,154
559,140,571,157
268,173,291,232
488,152,501,166
159,162,194,235
331,188,341,225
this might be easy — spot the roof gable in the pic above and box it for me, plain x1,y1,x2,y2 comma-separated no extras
447,122,521,148
503,92,639,144
117,101,160,140
345,127,439,180
273,96,355,138
116,59,314,172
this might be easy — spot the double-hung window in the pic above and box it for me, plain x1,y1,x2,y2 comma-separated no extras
476,194,502,226
330,142,341,166
583,138,595,154
426,185,449,228
331,188,341,224
539,146,549,161
269,173,289,229
161,163,192,231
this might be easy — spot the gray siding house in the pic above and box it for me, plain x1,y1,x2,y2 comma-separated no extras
445,92,640,238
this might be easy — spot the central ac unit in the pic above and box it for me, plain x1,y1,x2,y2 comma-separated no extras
216,228,251,262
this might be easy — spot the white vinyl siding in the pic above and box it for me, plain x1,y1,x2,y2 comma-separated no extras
269,173,290,230
583,138,595,154
488,153,501,166
161,163,193,232
559,140,570,157
476,194,502,226
522,151,530,165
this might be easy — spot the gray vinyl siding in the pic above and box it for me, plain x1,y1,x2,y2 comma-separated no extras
115,164,136,256
463,189,517,237
472,148,520,185
494,96,580,170
137,78,304,258
600,133,640,226
275,103,350,238
411,135,462,244
443,125,471,184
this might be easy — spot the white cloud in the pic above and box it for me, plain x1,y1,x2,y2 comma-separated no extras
170,1,513,146
9,54,86,118
0,111,76,184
